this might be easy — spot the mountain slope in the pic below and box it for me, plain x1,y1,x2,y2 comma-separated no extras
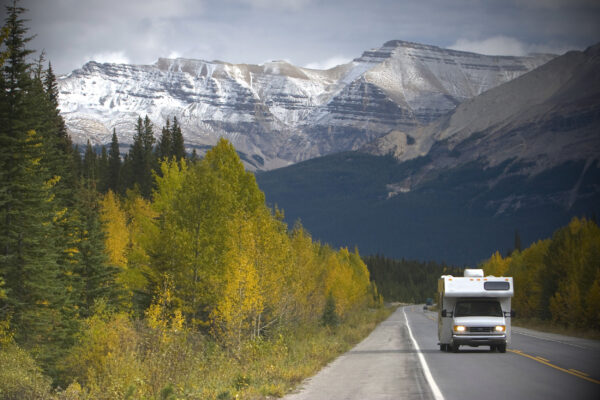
58,40,553,170
256,44,600,264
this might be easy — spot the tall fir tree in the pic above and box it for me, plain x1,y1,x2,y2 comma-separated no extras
98,145,109,192
171,116,186,161
107,128,122,193
129,115,156,198
83,139,98,185
0,0,74,377
71,181,121,318
157,118,172,161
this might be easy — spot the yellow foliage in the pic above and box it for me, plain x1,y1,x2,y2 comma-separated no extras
211,213,265,352
99,190,128,268
65,308,142,399
482,251,510,277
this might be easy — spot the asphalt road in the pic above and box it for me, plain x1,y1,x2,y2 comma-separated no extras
283,305,600,400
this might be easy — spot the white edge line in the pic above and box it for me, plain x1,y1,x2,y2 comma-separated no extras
403,307,445,400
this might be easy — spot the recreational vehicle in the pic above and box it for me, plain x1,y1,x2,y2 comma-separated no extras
438,269,514,353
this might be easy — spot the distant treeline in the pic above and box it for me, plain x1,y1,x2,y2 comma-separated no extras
363,255,464,303
481,217,600,330
77,114,192,199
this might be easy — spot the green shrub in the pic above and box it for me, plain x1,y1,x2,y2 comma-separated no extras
0,342,52,400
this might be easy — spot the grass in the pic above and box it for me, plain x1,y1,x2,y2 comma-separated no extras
199,305,395,399
0,305,396,399
513,318,600,341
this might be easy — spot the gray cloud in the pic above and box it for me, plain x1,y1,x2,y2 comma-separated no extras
2,0,599,74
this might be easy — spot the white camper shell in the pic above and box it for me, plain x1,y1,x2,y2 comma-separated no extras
438,269,514,353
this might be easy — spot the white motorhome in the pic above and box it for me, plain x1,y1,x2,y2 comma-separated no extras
438,269,514,353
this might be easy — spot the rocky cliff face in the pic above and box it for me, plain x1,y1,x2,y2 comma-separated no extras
58,40,554,169
365,43,600,185
256,44,600,264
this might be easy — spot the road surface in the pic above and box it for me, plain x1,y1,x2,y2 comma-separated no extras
283,305,600,400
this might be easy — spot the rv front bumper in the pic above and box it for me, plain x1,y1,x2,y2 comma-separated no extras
452,334,506,346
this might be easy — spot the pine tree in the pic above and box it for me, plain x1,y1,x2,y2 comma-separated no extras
83,140,98,185
171,116,185,161
157,118,172,161
107,128,122,193
71,182,121,318
129,115,155,198
97,145,109,192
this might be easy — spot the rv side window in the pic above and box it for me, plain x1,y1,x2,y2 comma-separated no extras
484,281,510,290
454,300,503,317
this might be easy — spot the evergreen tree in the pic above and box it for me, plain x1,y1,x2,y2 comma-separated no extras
129,115,155,198
0,1,72,374
83,140,98,185
107,128,122,193
98,145,109,192
72,144,82,180
43,62,70,154
157,118,172,161
171,116,185,160
71,182,121,318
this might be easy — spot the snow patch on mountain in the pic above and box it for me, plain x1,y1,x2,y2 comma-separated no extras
58,40,554,170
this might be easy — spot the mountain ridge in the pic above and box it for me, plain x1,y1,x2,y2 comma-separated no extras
57,40,554,170
256,43,600,264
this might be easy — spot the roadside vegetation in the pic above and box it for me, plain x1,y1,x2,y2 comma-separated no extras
481,217,600,336
0,4,389,399
364,217,600,340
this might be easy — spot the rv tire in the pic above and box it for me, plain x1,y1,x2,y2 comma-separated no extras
498,344,506,353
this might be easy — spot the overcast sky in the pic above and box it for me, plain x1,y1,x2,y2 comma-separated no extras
2,0,600,75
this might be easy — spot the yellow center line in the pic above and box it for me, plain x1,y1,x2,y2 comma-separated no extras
536,356,550,362
508,349,599,385
569,369,589,377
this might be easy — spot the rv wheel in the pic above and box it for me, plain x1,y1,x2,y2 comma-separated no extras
451,343,459,353
440,344,446,351
490,345,496,352
498,344,506,353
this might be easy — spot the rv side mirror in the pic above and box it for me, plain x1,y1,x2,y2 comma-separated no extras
441,310,447,318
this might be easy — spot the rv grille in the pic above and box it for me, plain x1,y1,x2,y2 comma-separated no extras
469,327,493,333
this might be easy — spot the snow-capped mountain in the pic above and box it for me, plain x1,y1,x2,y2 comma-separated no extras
256,43,600,264
364,43,600,186
58,40,554,170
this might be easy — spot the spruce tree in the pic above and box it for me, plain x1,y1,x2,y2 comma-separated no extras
83,140,98,185
98,145,108,192
71,181,120,318
107,128,122,193
129,115,155,197
171,116,186,160
157,118,172,161
0,1,73,375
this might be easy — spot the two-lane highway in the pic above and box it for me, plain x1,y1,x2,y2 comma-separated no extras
284,306,600,399
405,305,600,399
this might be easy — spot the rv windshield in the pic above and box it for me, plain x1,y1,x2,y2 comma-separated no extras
454,300,503,317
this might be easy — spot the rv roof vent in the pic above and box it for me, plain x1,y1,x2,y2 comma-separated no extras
464,269,484,278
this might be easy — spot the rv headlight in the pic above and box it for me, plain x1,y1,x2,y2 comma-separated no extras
495,325,505,332
453,325,467,332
